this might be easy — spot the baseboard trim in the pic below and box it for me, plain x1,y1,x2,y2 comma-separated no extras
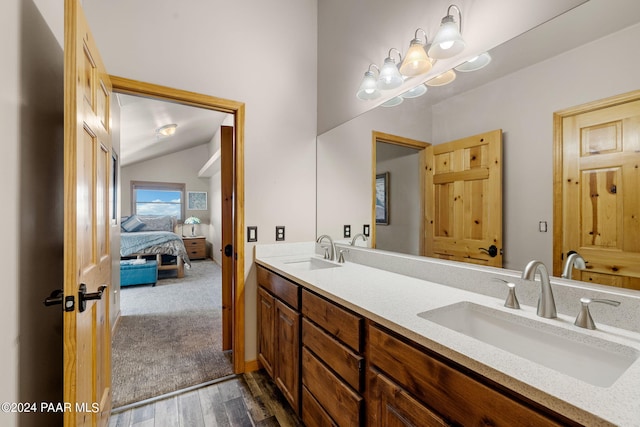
244,359,261,372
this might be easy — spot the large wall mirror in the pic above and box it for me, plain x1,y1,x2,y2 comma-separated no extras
316,0,640,289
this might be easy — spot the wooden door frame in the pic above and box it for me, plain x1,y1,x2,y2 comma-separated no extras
371,131,430,254
110,76,246,374
552,89,640,277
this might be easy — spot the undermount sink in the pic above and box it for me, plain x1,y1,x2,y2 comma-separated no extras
283,257,342,271
418,302,639,387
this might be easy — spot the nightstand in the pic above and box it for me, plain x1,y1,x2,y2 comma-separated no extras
182,236,206,260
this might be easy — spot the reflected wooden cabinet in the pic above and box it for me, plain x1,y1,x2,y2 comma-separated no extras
257,266,301,414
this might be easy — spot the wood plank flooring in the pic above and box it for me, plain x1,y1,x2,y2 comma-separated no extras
109,370,302,427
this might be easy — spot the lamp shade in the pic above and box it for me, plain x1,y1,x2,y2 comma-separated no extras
356,70,381,100
426,69,456,86
377,57,403,90
428,15,465,59
402,84,427,99
455,52,491,72
399,40,432,77
381,96,404,107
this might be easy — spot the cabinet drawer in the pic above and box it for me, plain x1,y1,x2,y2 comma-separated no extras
368,324,569,427
302,318,363,391
257,266,299,309
302,347,362,427
184,238,205,249
302,290,362,352
302,386,337,427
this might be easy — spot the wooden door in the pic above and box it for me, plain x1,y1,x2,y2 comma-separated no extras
221,125,234,350
425,130,503,267
257,287,275,377
557,94,640,289
275,299,300,413
63,0,113,425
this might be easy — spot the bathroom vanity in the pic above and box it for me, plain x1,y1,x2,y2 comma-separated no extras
255,242,640,426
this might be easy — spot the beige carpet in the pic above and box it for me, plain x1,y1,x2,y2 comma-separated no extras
112,260,233,408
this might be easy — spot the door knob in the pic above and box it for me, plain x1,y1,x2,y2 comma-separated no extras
224,244,233,257
78,284,107,313
479,245,500,257
43,289,75,311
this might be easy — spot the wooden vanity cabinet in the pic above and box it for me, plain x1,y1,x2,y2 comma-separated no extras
301,289,365,426
257,266,301,414
367,323,580,427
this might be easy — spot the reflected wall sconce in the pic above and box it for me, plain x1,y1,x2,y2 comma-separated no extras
402,84,428,99
378,48,404,90
156,123,178,137
428,4,465,59
455,52,492,72
356,64,381,100
426,69,456,86
399,29,433,77
381,96,404,107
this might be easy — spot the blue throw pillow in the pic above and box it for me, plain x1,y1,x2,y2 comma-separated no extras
121,215,145,232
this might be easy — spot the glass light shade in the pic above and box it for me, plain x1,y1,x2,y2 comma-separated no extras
428,17,465,59
377,58,403,90
402,84,427,99
157,123,178,136
381,96,404,107
455,52,492,72
425,69,456,86
356,71,381,100
399,41,432,76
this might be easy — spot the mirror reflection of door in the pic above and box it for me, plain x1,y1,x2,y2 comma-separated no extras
372,132,429,256
425,129,503,268
554,91,640,289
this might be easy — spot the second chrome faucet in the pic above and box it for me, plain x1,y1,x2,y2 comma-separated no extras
521,260,557,319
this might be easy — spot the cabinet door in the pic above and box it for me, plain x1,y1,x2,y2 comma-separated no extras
257,287,275,377
368,369,449,427
275,299,300,413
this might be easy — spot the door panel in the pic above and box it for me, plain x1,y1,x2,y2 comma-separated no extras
64,0,112,425
426,130,503,267
561,98,640,289
221,125,234,351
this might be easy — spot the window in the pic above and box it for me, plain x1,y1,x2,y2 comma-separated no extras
131,181,185,220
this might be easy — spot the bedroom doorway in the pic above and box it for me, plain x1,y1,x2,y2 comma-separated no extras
110,77,246,376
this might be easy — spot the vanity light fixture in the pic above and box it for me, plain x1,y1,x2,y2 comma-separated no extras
356,64,382,100
428,4,465,60
399,28,433,77
156,123,178,137
426,69,456,86
381,96,404,107
401,84,427,99
455,52,492,72
377,48,404,90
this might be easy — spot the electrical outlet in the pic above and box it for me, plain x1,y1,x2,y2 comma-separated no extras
363,224,370,237
247,226,258,242
276,226,285,241
344,224,351,238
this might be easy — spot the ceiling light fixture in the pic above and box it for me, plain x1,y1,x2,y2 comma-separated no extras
377,48,404,90
428,4,465,60
402,84,428,99
399,29,433,77
156,123,178,137
356,64,382,100
455,52,492,72
425,69,457,86
381,96,404,108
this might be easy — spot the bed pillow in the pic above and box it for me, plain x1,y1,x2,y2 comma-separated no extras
121,215,145,232
137,215,175,232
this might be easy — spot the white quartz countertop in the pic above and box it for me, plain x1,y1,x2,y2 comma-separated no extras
255,246,640,426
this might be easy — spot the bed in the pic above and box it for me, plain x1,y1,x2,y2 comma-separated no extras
120,215,191,278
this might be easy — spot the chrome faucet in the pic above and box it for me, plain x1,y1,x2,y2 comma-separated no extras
561,251,586,279
350,233,368,246
574,297,620,330
521,260,557,319
316,235,336,261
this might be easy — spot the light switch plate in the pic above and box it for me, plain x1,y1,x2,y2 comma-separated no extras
276,226,285,241
363,224,370,237
247,226,258,242
539,221,548,232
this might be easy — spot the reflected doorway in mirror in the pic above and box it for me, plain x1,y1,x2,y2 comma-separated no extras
376,172,389,225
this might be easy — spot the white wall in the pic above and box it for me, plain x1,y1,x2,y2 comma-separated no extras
317,98,432,240
80,0,318,362
1,1,21,424
431,23,640,271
